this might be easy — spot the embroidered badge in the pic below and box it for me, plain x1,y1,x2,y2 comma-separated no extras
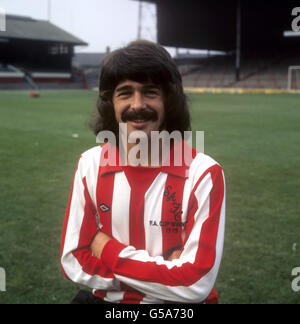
99,203,110,213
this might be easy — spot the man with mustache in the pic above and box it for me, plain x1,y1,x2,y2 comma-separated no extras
61,40,226,304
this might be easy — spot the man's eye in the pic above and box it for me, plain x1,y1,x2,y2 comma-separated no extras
119,92,131,97
146,90,159,96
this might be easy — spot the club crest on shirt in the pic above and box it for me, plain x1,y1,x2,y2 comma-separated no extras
164,185,183,221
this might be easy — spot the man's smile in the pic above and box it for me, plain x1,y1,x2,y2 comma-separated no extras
128,119,152,130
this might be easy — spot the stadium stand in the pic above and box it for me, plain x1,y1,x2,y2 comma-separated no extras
177,53,300,90
0,64,25,84
142,0,300,92
72,52,106,89
0,15,88,90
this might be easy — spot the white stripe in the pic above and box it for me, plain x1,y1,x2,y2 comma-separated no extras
119,245,185,270
84,146,101,207
111,172,131,245
104,291,124,304
189,152,219,188
114,274,203,302
181,173,212,263
144,172,167,257
62,169,85,265
140,295,164,304
31,72,71,78
0,72,24,78
181,177,193,242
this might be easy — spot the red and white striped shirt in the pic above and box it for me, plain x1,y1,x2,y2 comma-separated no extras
61,141,226,304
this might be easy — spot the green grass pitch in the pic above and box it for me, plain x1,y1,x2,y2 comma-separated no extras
0,90,299,304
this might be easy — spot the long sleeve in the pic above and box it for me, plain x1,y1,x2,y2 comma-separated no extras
100,164,226,303
60,155,118,291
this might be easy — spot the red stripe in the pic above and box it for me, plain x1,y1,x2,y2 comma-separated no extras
77,177,98,247
161,175,186,257
96,150,115,236
120,282,146,304
94,290,107,300
124,167,160,250
106,165,224,287
128,183,146,250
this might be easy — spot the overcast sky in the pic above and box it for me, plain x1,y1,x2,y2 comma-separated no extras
0,0,155,53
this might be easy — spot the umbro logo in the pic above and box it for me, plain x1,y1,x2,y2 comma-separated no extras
99,203,110,213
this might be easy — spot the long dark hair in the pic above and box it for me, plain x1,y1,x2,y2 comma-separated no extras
90,40,191,139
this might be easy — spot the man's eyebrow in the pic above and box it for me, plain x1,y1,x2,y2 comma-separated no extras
115,85,133,93
115,84,161,94
143,84,161,90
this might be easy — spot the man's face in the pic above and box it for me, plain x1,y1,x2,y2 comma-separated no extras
112,80,165,139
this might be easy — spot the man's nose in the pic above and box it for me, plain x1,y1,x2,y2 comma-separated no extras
131,92,146,110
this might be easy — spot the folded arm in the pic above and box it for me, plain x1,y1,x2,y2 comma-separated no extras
60,156,118,290
91,164,226,303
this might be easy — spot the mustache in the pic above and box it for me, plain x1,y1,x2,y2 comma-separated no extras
121,107,158,123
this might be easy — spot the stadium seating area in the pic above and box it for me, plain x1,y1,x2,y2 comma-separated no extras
83,68,100,90
77,52,300,91
0,64,85,90
178,53,300,90
1,53,299,91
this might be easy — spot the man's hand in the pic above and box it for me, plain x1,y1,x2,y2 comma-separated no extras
168,250,181,261
90,231,112,259
91,231,181,261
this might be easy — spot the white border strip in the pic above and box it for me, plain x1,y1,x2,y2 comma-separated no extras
31,73,71,79
0,72,24,78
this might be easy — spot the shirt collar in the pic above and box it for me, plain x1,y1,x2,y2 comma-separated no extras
98,140,195,179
